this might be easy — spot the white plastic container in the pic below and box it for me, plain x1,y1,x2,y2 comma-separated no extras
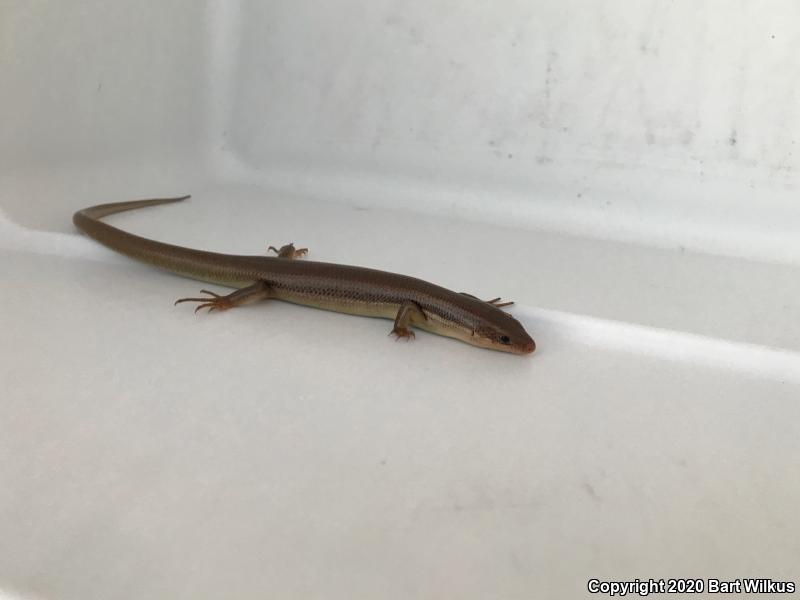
2,2,799,598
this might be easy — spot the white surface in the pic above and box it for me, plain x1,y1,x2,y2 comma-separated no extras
2,1,800,599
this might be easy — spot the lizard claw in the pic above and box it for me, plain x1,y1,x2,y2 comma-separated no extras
389,327,415,341
174,289,233,313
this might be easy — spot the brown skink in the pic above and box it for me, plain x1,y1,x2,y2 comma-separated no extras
73,196,535,354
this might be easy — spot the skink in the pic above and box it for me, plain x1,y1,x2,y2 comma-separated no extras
73,196,535,354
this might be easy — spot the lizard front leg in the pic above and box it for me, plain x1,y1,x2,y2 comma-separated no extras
390,300,427,340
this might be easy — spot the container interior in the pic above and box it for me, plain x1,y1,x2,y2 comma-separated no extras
2,2,799,598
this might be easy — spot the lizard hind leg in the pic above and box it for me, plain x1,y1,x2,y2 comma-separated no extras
174,281,273,313
267,243,308,259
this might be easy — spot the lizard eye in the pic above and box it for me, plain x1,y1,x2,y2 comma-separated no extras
499,335,511,345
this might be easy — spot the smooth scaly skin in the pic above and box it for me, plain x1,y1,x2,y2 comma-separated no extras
73,196,535,354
